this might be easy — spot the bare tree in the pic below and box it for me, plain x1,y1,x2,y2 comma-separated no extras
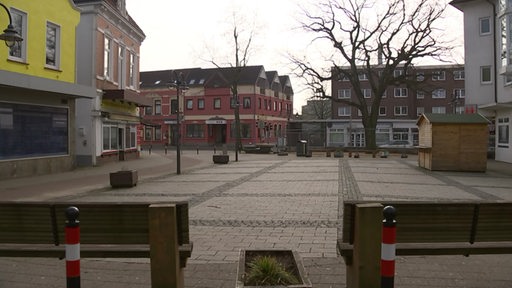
290,0,453,149
208,14,255,161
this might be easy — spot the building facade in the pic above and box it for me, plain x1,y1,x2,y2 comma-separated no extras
139,66,294,149
328,64,465,148
0,0,96,179
451,0,512,163
73,0,147,166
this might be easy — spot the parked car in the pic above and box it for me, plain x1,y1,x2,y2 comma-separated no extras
379,140,413,148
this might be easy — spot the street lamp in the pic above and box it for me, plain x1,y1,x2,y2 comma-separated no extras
0,3,23,48
169,72,188,175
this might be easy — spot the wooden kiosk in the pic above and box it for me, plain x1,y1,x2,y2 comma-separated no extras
417,113,490,172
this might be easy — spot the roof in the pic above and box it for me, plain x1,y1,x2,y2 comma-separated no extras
140,66,293,95
417,113,490,125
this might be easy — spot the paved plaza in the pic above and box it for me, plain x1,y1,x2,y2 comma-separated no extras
1,151,512,287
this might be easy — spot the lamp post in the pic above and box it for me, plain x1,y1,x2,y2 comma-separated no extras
0,3,23,47
169,72,188,175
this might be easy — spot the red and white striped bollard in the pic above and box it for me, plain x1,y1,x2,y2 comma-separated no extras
381,205,396,288
65,206,80,288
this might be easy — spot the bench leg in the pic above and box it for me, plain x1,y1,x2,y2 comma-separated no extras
149,204,184,288
346,203,382,288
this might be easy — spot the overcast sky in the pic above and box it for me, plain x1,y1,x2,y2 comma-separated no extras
126,0,464,113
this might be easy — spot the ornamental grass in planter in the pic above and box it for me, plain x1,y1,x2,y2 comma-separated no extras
236,249,312,288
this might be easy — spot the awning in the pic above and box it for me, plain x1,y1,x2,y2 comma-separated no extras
206,116,227,125
141,120,160,127
103,89,152,106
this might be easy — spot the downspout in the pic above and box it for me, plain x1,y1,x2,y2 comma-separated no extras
486,0,498,104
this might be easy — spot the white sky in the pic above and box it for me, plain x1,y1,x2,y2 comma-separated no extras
126,0,464,113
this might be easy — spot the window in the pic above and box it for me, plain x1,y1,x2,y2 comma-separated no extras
481,66,492,83
394,88,408,97
393,69,403,78
339,73,350,81
379,107,386,116
417,107,425,116
417,91,425,99
118,46,126,88
454,88,465,98
154,100,161,115
102,125,118,151
432,71,445,81
337,106,351,116
129,52,137,88
144,106,153,115
362,89,372,98
104,36,113,79
154,126,161,140
416,72,425,81
258,98,262,109
144,127,152,141
198,99,205,109
453,70,465,80
45,22,60,69
394,106,408,116
230,98,237,109
186,124,204,138
338,89,351,99
358,72,368,80
230,123,251,138
498,117,510,146
392,128,409,141
186,99,193,110
170,99,178,114
125,125,137,149
8,8,27,62
480,17,491,35
432,89,446,99
214,98,221,109
0,102,68,160
243,97,251,108
432,106,446,114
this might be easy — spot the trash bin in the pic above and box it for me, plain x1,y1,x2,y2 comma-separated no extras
297,140,308,157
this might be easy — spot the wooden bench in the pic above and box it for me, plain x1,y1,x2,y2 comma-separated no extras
0,201,192,288
338,201,512,288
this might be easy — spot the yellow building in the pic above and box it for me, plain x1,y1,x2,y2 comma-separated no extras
0,0,96,179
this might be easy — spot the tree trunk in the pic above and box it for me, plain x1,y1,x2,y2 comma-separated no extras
363,115,378,150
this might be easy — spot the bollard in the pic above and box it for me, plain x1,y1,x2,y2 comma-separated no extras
213,145,216,154
196,145,199,154
65,206,80,288
381,206,397,288
164,143,168,155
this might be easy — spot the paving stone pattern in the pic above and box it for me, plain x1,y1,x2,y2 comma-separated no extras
2,155,512,288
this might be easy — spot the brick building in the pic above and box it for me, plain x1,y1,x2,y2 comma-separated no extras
329,64,465,147
139,66,294,149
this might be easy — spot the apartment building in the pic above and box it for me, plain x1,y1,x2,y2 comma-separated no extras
329,64,465,148
0,0,96,179
139,66,294,148
451,0,512,163
73,0,147,166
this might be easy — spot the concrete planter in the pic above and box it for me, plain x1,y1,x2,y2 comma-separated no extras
109,170,138,188
213,154,229,164
236,249,312,288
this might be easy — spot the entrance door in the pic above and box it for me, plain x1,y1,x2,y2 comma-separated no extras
351,131,365,147
118,127,125,160
213,125,226,144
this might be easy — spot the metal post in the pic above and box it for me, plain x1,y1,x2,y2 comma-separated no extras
381,206,397,288
65,206,80,288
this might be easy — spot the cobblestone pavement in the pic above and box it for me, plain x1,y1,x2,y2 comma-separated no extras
1,152,512,287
